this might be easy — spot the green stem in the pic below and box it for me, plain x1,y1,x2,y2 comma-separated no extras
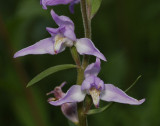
70,46,81,67
77,0,92,126
70,0,92,125
80,0,91,68
70,46,84,85
80,0,92,39
77,103,87,126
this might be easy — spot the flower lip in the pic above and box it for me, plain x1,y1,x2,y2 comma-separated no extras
53,34,66,54
89,88,101,108
53,34,74,54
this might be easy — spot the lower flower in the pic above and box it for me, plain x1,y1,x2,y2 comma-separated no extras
48,59,145,108
47,82,79,124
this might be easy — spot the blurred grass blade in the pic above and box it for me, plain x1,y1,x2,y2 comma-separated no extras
27,64,76,87
91,0,102,19
87,75,142,115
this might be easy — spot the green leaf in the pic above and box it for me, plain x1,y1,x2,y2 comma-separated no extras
91,0,102,19
125,75,141,92
87,102,114,115
87,75,142,115
27,64,77,87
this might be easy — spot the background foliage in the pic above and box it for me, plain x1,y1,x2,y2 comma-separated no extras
0,0,160,126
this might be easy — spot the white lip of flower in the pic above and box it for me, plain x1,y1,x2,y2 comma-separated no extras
54,34,73,54
89,88,101,108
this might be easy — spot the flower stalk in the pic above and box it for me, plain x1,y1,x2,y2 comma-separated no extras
80,0,92,39
77,0,92,126
70,46,84,86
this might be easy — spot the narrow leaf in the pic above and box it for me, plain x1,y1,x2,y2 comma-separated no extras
87,75,142,115
87,102,114,115
125,75,141,92
91,0,102,19
27,64,76,87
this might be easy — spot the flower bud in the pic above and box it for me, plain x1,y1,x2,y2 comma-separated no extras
47,82,79,124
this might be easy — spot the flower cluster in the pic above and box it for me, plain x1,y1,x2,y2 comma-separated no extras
14,0,145,124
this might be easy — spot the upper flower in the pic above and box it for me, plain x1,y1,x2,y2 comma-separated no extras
14,10,106,61
40,0,80,13
49,58,145,108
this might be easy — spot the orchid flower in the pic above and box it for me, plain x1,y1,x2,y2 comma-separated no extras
49,58,145,108
40,0,80,13
14,10,106,61
47,82,78,124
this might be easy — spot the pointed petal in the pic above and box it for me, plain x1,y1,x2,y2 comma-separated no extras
75,38,106,61
84,58,101,78
101,84,145,105
14,38,55,58
69,0,80,14
49,10,76,41
63,27,76,41
40,0,73,9
51,9,74,30
81,76,104,91
49,85,86,106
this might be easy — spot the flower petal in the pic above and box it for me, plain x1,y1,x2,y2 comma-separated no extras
63,27,76,41
61,103,79,123
49,85,86,106
81,76,95,91
47,26,76,41
51,9,74,30
101,84,145,105
46,26,65,37
40,0,73,9
14,37,55,58
84,58,101,78
81,76,104,91
69,0,80,14
50,10,76,41
75,38,106,61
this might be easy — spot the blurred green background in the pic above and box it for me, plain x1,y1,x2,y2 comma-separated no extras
0,0,160,126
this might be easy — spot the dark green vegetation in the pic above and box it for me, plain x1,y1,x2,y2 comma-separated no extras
0,0,160,126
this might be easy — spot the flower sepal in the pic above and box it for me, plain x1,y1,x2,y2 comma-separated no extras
47,82,79,124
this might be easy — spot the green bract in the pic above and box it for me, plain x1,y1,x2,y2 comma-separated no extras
27,64,77,87
91,0,102,19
